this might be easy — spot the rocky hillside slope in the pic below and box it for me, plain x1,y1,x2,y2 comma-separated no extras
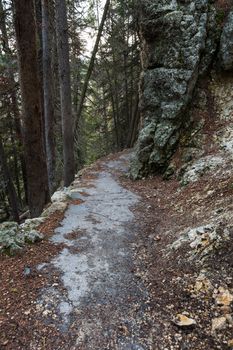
131,0,233,178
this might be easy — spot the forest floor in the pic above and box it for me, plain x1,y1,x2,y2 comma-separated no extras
0,150,233,350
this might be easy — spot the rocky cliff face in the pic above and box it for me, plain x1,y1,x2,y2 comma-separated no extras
131,0,233,179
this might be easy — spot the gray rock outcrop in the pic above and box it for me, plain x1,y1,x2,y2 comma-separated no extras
0,220,44,255
219,11,233,70
131,0,226,179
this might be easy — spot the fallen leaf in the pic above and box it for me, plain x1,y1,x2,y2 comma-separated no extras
215,287,233,306
1,340,9,346
174,314,196,327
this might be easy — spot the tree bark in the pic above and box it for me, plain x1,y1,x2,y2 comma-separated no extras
35,0,46,152
42,0,56,193
13,0,50,218
0,137,19,223
105,66,120,150
127,94,139,148
55,0,75,187
111,51,121,149
10,123,22,207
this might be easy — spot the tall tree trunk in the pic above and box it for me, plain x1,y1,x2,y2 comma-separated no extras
122,9,130,131
13,0,50,218
127,94,139,148
123,51,130,131
42,0,56,193
0,138,19,223
0,0,28,204
112,52,121,150
74,0,111,135
10,123,22,207
11,96,28,204
102,88,110,152
105,66,120,150
35,0,46,152
55,0,75,187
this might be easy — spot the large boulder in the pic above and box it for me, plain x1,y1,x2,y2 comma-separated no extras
0,222,23,255
219,11,233,71
131,0,222,178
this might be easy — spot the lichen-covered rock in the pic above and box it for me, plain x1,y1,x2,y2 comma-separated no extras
21,217,46,231
0,222,24,255
219,11,233,71
23,230,44,244
171,223,230,262
0,221,19,235
0,181,72,255
51,188,71,202
131,0,223,178
42,201,67,217
180,155,224,185
0,221,44,255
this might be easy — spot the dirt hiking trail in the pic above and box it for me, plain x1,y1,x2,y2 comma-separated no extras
1,150,233,350
35,152,151,349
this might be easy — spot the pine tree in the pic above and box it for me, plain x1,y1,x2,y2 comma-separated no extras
55,0,75,187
